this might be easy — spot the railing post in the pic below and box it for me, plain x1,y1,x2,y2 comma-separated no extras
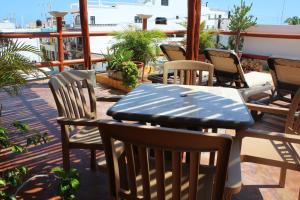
137,14,152,31
50,11,68,72
79,0,92,70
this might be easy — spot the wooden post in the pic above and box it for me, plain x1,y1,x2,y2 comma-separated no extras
49,11,68,72
186,0,201,84
79,0,92,70
57,17,64,72
142,18,148,30
137,14,152,31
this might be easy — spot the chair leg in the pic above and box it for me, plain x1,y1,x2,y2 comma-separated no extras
90,150,97,171
279,168,287,188
223,189,233,200
62,147,70,171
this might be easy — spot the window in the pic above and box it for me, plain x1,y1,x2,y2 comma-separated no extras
134,16,142,23
155,17,167,25
75,15,81,25
90,16,95,25
161,0,168,6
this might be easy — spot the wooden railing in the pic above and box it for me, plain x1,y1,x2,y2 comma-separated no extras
0,28,299,71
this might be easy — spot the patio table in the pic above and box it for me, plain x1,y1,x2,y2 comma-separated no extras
106,83,254,194
107,83,254,129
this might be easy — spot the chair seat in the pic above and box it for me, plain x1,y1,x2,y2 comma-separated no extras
241,137,300,169
244,71,273,88
70,127,102,145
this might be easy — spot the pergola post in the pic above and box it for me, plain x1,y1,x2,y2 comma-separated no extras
186,0,201,84
137,14,152,31
49,11,68,72
186,0,201,61
79,0,92,70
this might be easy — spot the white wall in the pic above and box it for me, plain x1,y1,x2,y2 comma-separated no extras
243,25,300,58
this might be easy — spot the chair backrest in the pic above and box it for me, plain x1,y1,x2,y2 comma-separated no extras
99,120,232,200
48,70,97,119
204,48,247,87
268,57,300,94
163,60,214,86
160,44,186,61
285,88,300,135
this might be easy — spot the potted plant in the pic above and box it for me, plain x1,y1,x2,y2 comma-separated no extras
105,48,139,88
228,0,257,54
111,27,165,80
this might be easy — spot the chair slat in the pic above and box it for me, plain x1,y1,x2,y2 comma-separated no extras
180,70,184,85
66,83,80,118
76,80,89,118
71,82,85,118
59,88,72,118
174,70,178,84
61,85,76,118
138,146,151,200
188,152,200,200
155,149,165,200
172,151,182,200
124,143,138,198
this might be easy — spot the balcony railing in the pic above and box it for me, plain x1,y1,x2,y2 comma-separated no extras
1,27,300,72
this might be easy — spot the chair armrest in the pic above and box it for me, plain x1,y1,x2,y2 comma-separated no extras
239,128,300,144
246,103,289,116
96,95,123,102
57,117,101,126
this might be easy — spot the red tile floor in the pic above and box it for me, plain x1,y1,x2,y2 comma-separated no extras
0,80,299,199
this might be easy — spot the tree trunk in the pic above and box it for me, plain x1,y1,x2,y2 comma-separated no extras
235,30,241,53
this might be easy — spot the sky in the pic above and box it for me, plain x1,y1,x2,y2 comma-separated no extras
0,0,299,26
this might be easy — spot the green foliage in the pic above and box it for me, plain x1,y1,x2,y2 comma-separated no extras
112,27,165,64
52,167,80,200
285,16,300,25
0,122,49,198
199,21,216,53
0,40,43,95
121,61,139,88
228,0,257,52
179,21,216,53
105,48,133,71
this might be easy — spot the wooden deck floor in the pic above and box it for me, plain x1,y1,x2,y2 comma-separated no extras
0,80,299,200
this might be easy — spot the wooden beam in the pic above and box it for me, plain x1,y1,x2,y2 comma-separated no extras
79,0,92,70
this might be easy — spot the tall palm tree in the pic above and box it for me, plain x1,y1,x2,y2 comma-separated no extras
285,16,300,25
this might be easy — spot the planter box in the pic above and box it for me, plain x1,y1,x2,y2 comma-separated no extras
96,73,132,93
107,70,123,80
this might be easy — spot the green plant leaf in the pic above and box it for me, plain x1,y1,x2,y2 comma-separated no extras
70,178,80,190
13,121,29,133
11,144,25,153
0,179,6,187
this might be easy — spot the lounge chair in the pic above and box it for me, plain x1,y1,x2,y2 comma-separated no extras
268,56,300,102
148,44,209,84
204,48,274,101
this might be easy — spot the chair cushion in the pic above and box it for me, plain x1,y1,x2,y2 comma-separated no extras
244,72,273,88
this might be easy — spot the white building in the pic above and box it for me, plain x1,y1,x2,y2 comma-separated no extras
69,0,229,54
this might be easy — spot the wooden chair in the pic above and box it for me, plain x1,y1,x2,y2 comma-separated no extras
241,88,300,189
204,48,273,101
163,60,214,86
99,120,232,200
48,70,121,170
